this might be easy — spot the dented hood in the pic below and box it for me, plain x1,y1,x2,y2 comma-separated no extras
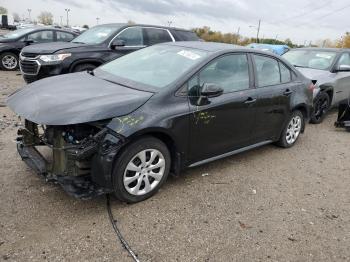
296,67,333,84
7,72,153,125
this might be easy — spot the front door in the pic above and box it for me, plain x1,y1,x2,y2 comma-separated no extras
188,53,257,163
333,52,350,104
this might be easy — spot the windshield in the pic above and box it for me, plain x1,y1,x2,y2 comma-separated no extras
0,27,37,39
283,50,337,70
72,25,119,44
97,45,209,89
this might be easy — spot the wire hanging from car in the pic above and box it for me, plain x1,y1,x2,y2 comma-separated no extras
106,194,140,262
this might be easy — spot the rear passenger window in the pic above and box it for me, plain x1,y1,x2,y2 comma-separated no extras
253,55,280,87
197,54,250,93
57,31,75,42
144,28,172,45
116,27,143,46
280,62,292,83
172,30,199,41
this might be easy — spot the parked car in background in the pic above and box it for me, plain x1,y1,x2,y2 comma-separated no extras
247,43,290,56
8,42,313,202
19,23,200,83
0,27,78,71
283,48,350,123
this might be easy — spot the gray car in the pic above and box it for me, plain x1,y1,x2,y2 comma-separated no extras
283,48,350,123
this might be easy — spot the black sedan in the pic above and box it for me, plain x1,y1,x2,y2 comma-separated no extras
7,42,313,203
0,27,78,71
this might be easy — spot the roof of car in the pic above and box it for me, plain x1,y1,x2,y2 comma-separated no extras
291,47,350,53
163,41,249,52
95,23,194,32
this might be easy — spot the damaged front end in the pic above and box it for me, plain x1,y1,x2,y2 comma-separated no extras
17,120,125,199
335,99,350,132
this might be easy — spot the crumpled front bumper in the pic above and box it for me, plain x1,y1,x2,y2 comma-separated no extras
17,142,112,200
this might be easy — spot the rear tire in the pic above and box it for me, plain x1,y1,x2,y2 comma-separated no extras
310,92,330,124
277,110,304,148
112,136,171,203
72,63,97,72
0,52,19,71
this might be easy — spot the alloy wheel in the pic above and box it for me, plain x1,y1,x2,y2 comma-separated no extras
123,149,166,196
2,55,18,70
314,97,329,121
286,115,302,145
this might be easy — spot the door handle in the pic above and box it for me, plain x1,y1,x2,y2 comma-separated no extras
244,97,257,104
283,89,293,96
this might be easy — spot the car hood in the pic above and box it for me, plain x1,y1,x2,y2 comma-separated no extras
296,67,333,84
7,72,153,125
22,42,88,54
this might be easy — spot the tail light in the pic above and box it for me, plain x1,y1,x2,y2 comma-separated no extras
308,80,317,92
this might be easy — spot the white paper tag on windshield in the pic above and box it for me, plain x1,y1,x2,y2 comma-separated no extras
177,50,201,60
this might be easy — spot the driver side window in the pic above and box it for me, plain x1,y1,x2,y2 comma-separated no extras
27,31,53,43
188,54,250,95
115,27,144,46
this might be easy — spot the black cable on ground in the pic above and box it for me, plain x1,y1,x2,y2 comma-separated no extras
106,194,140,262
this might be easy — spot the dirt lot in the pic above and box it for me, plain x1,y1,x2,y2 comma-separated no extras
0,71,349,262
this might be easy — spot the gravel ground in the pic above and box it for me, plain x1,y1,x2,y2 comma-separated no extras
0,71,349,262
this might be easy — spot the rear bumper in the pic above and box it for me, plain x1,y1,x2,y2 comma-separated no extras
17,142,112,199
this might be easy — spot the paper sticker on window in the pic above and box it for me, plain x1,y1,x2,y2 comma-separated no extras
177,50,201,60
316,53,333,59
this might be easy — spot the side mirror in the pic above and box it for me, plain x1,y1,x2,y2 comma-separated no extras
111,39,126,49
24,39,35,45
200,83,224,98
337,64,350,72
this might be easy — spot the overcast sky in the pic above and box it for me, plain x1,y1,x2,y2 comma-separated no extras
1,0,349,44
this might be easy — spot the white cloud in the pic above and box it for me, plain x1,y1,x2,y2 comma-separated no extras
0,0,349,44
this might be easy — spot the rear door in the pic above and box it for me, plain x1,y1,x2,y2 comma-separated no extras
55,31,76,42
188,53,257,163
251,54,295,142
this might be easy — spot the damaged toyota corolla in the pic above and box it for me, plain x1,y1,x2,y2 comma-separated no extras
7,42,313,203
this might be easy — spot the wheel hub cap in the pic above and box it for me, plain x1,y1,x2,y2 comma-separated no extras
2,55,17,69
123,149,166,196
286,116,302,145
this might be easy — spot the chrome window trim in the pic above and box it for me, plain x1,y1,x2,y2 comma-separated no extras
108,26,175,48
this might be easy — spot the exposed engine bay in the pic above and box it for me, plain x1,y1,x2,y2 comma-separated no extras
17,119,125,199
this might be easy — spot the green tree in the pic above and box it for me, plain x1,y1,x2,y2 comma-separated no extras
0,6,7,15
13,12,20,22
37,11,53,25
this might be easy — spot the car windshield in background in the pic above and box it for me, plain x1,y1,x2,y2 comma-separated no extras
0,28,37,39
71,25,119,44
97,45,209,89
283,50,337,70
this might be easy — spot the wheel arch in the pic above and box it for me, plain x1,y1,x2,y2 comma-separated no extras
121,128,183,176
69,58,104,72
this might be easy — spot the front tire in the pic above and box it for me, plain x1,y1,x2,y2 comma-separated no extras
310,92,330,124
112,136,171,203
277,110,304,148
0,52,19,71
72,63,97,72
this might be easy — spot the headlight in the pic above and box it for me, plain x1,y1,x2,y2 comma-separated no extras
39,53,71,62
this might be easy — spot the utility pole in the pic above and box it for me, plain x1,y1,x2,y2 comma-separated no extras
96,17,100,25
256,19,261,43
236,27,240,44
274,34,278,44
65,8,70,27
27,9,32,22
60,16,63,26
